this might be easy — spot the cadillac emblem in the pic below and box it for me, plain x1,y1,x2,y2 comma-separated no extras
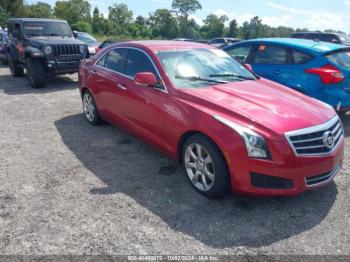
323,131,335,150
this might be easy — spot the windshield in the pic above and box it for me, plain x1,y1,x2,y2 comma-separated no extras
78,33,98,44
22,21,73,37
156,48,256,88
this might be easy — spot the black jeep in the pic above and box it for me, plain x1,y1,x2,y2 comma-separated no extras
7,18,88,88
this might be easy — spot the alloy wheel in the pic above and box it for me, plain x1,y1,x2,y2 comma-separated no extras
184,143,215,192
83,93,95,122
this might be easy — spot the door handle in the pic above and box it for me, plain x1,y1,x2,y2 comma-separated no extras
117,84,127,90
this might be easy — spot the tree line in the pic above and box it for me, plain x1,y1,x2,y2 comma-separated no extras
0,0,344,40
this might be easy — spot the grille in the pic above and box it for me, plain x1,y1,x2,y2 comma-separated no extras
285,116,343,156
305,163,341,187
53,45,80,56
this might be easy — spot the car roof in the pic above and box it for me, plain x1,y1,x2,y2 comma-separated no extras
116,40,213,52
231,38,348,54
7,18,68,23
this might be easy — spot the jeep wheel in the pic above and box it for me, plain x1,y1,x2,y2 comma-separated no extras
26,58,46,88
8,54,24,77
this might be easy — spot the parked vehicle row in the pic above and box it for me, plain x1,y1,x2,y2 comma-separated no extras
2,18,347,199
291,32,350,46
78,41,344,198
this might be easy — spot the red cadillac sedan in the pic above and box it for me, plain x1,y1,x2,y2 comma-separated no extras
78,41,344,198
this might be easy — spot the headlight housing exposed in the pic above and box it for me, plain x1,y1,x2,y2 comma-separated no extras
44,46,52,55
79,45,86,54
214,115,270,159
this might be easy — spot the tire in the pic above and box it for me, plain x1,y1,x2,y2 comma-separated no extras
182,134,230,198
8,54,24,77
26,58,46,88
82,90,101,125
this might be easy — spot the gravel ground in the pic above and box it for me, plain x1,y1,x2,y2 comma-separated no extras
0,64,349,256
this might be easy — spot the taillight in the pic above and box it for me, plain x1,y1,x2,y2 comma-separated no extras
305,64,344,84
95,47,101,53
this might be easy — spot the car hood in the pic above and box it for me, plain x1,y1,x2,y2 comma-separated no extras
179,78,336,135
28,36,85,46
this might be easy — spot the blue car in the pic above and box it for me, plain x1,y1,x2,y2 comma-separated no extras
224,38,350,113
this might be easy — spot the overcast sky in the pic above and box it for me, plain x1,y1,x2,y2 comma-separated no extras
26,0,350,33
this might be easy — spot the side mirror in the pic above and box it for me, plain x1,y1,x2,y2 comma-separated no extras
73,31,78,38
134,72,158,87
244,63,253,72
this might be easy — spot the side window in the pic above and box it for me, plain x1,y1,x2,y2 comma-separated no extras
308,34,340,43
8,23,20,39
96,53,107,67
292,50,313,64
320,34,340,44
14,23,22,38
227,45,252,63
254,45,287,64
104,49,124,72
124,49,158,78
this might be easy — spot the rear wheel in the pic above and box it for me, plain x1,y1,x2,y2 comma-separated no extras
182,134,230,198
26,58,46,88
8,54,24,77
82,90,101,125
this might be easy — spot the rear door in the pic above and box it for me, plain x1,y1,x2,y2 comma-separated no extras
91,48,128,121
286,48,316,93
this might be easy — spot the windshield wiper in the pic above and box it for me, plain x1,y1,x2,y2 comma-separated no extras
175,75,227,84
209,74,255,80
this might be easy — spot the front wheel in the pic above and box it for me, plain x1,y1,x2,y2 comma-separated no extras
26,58,46,88
182,134,230,198
82,90,101,125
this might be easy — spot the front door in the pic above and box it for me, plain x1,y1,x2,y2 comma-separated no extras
117,48,168,148
251,44,292,86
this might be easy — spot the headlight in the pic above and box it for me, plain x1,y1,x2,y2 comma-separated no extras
79,45,86,54
213,115,270,159
44,46,52,55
